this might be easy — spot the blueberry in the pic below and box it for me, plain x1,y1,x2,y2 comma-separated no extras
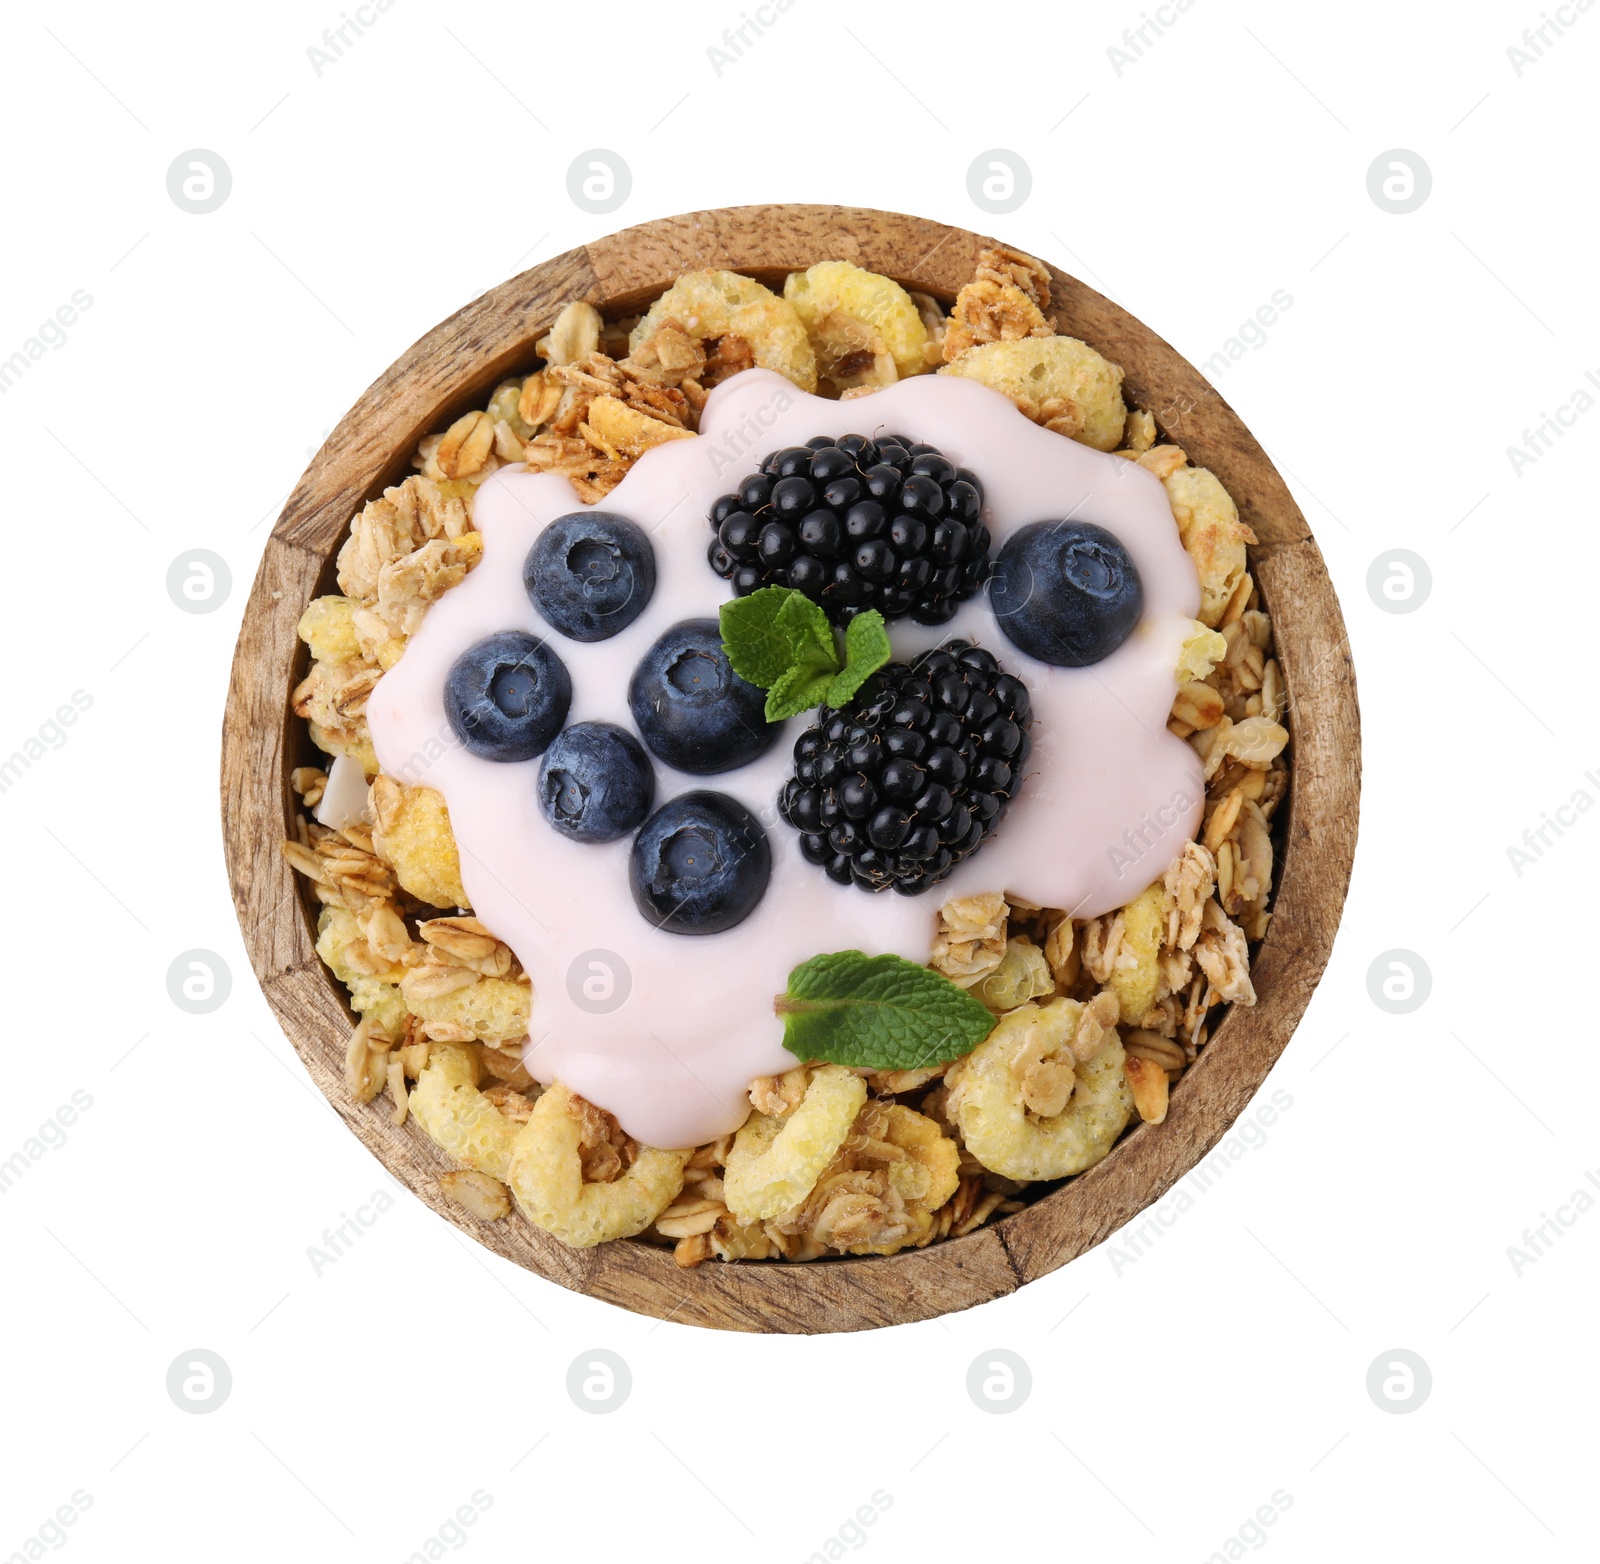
444,631,571,762
989,521,1143,667
537,721,655,843
523,512,656,642
630,791,771,934
628,619,779,774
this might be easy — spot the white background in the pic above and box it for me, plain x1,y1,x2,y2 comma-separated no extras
1,0,1593,1559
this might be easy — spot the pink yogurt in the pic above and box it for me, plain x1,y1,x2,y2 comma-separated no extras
367,370,1202,1148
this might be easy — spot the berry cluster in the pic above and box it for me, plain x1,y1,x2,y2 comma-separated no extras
707,434,989,626
443,515,778,935
778,641,1032,895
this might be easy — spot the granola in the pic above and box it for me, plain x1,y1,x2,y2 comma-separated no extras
280,240,1289,1268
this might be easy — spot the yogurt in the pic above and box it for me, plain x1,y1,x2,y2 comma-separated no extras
365,369,1203,1148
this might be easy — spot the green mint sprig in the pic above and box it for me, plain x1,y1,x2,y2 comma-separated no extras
720,587,892,722
775,950,995,1071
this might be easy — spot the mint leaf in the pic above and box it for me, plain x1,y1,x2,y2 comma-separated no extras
826,609,891,707
775,950,996,1071
719,585,887,723
775,590,840,677
843,609,890,672
720,586,843,723
720,587,801,687
765,663,836,722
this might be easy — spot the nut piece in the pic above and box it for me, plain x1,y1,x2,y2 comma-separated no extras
1070,990,1121,1064
1122,408,1157,453
372,534,482,643
344,1017,389,1105
1044,915,1079,988
749,1066,812,1118
1124,1056,1170,1124
439,1169,512,1222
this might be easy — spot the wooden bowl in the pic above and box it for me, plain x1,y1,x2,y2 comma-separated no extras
222,205,1359,1333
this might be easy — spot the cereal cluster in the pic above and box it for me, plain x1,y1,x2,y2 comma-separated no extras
282,245,1289,1263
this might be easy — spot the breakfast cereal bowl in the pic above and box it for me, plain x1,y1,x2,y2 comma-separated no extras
222,205,1359,1333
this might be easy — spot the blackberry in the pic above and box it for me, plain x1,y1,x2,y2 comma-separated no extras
777,640,1032,895
706,433,989,626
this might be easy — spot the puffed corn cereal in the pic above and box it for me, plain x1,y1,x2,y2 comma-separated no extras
724,1066,867,1224
409,1044,521,1183
783,260,932,392
1158,464,1257,627
940,336,1128,451
510,1084,689,1247
297,596,362,664
369,775,468,910
946,999,1133,1181
629,270,818,393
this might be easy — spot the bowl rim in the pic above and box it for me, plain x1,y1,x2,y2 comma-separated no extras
221,203,1360,1334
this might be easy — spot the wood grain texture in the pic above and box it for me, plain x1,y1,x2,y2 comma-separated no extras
221,205,1360,1333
